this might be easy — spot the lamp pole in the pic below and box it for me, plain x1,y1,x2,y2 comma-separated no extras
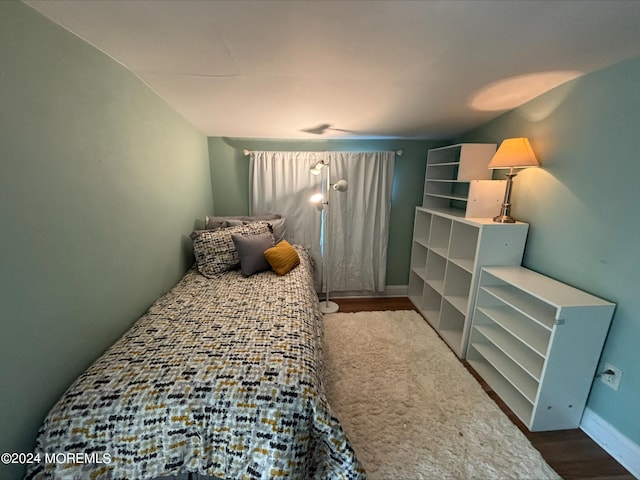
310,159,346,314
320,163,339,313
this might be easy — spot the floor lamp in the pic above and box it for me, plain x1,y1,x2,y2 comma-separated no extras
310,160,348,314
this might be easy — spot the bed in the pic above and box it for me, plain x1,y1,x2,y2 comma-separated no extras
25,219,365,480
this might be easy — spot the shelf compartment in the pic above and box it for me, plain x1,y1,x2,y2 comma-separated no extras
421,283,442,328
423,195,458,210
426,146,461,165
438,299,465,353
443,262,472,314
410,242,428,280
426,164,459,180
470,341,539,404
425,192,468,202
473,323,544,381
448,222,479,272
425,250,447,294
428,215,452,256
425,176,469,193
482,284,556,330
413,210,432,245
476,303,551,358
408,271,425,309
427,178,469,183
467,350,533,427
414,238,429,249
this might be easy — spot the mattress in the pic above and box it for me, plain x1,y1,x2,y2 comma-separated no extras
25,246,365,479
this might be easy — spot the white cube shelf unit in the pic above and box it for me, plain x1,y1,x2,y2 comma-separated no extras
423,143,504,217
467,266,615,431
408,207,529,358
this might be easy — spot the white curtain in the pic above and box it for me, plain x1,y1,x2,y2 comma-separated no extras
250,150,395,293
249,151,324,282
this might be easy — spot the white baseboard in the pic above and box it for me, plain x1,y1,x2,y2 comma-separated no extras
580,407,640,478
321,285,409,299
380,285,408,297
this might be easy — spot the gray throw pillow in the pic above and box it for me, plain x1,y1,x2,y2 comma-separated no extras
205,214,281,230
267,217,286,243
231,232,275,277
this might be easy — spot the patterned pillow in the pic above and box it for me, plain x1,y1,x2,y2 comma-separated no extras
264,240,300,276
227,217,287,243
192,222,272,278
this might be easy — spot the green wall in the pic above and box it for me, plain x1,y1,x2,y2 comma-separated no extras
460,55,640,446
0,3,213,478
208,137,444,286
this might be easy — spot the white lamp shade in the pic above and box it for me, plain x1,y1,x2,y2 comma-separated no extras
310,161,326,175
488,137,539,169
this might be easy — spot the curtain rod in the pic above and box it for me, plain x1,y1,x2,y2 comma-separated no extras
243,149,403,156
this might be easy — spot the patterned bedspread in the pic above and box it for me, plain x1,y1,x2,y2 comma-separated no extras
25,246,365,480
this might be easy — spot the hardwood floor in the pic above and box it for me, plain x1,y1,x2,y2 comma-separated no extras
331,297,635,480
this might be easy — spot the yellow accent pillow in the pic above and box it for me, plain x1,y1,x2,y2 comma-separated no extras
264,240,300,275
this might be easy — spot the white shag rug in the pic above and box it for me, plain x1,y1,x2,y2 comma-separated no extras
323,310,562,480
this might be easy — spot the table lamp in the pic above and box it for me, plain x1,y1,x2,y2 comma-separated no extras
488,137,539,223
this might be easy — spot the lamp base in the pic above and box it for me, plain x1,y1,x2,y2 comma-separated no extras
493,213,516,223
493,172,517,223
320,300,340,314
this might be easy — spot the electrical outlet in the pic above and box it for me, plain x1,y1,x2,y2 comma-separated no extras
600,362,622,391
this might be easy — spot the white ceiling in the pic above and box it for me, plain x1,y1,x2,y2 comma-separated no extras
24,0,640,140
